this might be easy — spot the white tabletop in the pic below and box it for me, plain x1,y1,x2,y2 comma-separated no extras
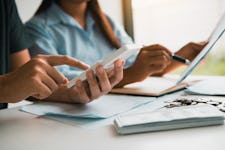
0,107,225,150
1,75,225,150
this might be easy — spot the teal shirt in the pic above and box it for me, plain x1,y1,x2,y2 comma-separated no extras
26,3,135,79
0,0,32,109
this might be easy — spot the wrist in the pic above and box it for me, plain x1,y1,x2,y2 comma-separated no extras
175,51,185,58
0,75,4,94
0,74,9,102
116,66,145,88
175,50,194,61
45,86,71,103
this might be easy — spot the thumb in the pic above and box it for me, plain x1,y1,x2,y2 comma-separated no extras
200,40,209,45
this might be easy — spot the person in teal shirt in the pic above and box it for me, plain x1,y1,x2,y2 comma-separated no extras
26,0,206,88
0,0,125,106
26,0,135,79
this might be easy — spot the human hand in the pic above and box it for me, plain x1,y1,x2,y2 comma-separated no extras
67,59,125,103
125,44,171,82
176,41,208,62
0,55,89,103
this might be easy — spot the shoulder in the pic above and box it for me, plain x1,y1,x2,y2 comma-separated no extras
105,14,122,31
105,14,128,36
25,13,47,29
25,12,53,39
8,0,17,11
105,14,133,44
26,7,61,33
25,11,54,36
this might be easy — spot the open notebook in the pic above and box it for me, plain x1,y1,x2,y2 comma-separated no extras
111,76,191,97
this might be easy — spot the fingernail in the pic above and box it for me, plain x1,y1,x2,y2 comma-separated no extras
97,66,104,74
86,69,92,78
122,60,125,66
63,78,68,84
84,64,91,68
200,41,208,45
117,61,123,67
76,80,81,87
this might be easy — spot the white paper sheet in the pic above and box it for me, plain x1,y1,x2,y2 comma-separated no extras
39,93,181,129
21,94,153,119
185,78,225,95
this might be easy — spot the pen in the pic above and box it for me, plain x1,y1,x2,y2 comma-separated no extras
171,54,191,65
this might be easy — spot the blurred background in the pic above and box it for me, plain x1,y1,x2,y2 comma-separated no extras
131,0,225,75
16,0,225,75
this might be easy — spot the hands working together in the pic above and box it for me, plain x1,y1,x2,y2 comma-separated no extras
45,42,205,104
0,0,209,109
0,41,207,104
0,54,124,104
47,59,125,104
49,41,207,103
11,0,207,105
116,41,208,87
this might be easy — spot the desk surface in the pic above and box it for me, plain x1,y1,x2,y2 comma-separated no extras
1,75,225,150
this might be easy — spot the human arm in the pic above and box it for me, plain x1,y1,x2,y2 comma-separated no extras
45,59,125,103
24,17,125,103
107,16,207,79
9,49,30,71
0,54,89,103
25,20,88,80
3,49,124,104
115,44,172,87
152,41,208,76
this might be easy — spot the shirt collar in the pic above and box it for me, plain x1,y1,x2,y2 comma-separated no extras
46,2,95,30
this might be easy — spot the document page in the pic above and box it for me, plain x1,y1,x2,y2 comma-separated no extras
21,94,152,119
185,78,225,95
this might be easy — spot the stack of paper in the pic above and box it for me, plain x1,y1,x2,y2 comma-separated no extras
114,104,224,134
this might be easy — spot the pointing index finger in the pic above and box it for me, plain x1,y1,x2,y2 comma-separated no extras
44,55,90,70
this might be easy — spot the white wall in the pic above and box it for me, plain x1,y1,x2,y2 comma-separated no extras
15,0,123,25
132,0,225,52
99,0,123,25
15,0,41,22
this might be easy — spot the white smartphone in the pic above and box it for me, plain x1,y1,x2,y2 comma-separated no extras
67,44,142,88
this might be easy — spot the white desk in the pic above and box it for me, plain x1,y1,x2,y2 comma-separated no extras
1,76,225,150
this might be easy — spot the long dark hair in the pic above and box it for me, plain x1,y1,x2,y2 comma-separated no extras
35,0,121,49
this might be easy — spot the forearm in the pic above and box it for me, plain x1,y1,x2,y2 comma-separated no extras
152,60,185,76
115,67,146,88
10,49,30,71
0,50,31,102
154,41,207,76
0,74,12,103
43,86,72,103
115,59,184,86
152,50,188,76
0,75,5,102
